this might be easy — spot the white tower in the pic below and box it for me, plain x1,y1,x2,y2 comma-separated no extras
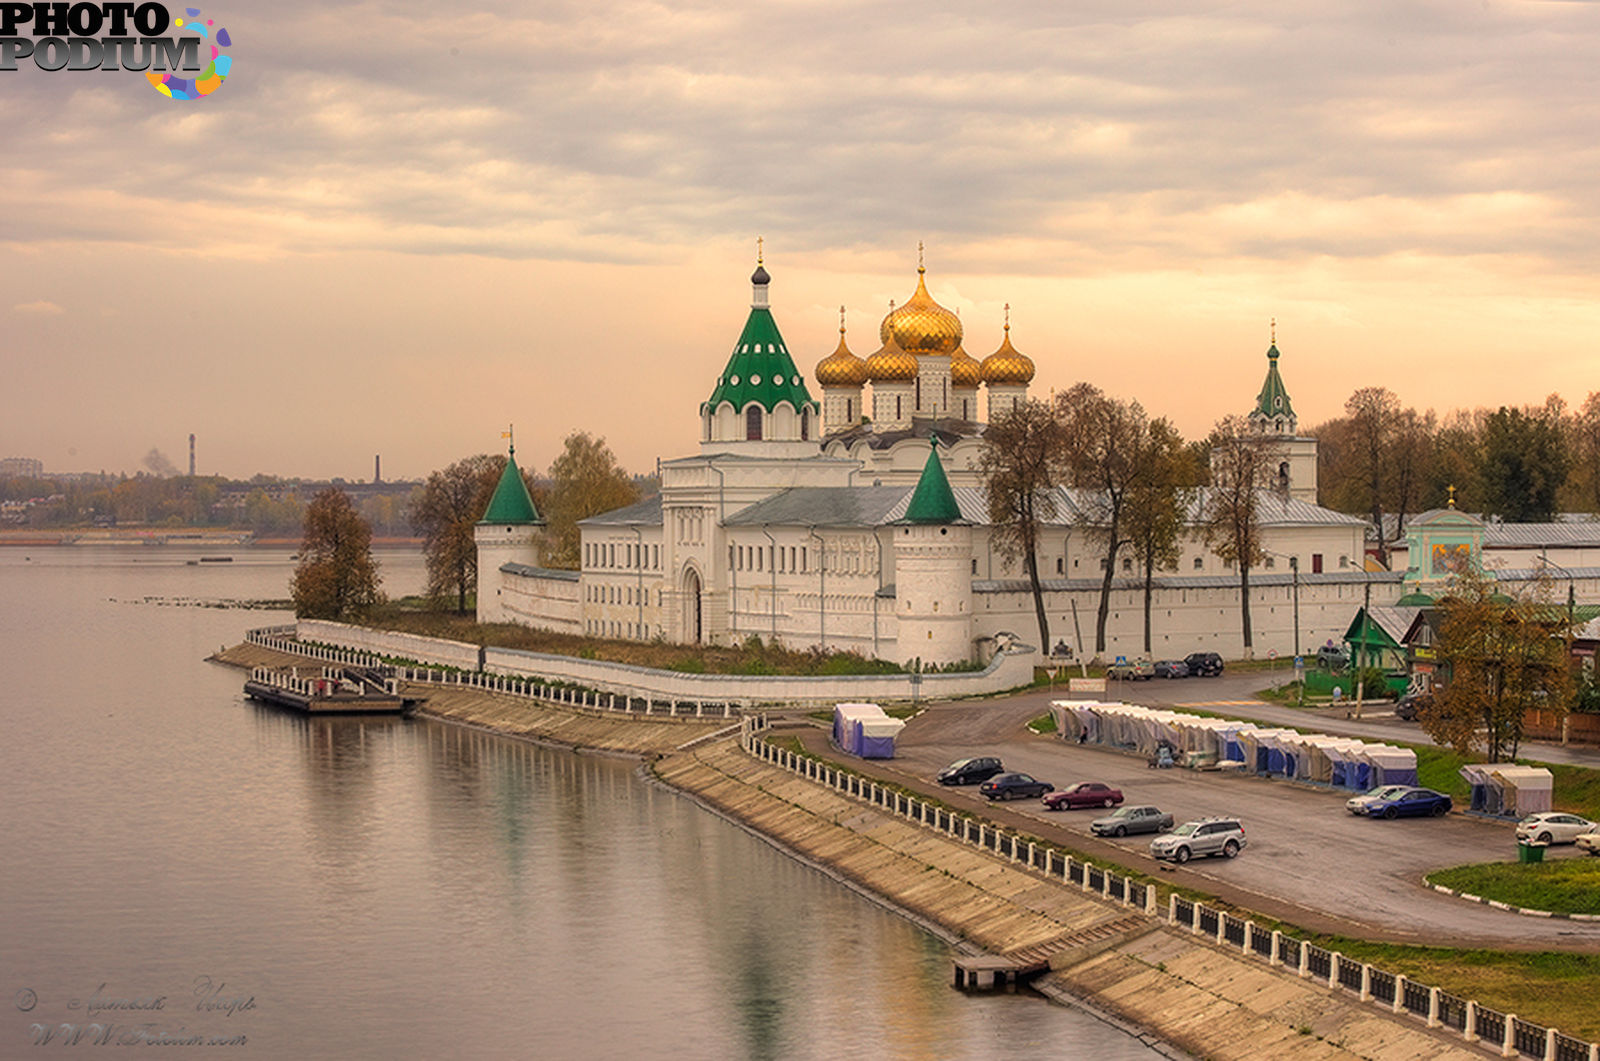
891,439,974,665
474,442,543,624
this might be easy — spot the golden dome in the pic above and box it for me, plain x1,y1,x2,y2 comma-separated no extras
815,310,868,387
879,266,962,356
981,314,1034,385
949,343,981,388
865,334,918,382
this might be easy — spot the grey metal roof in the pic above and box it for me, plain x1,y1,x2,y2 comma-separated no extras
974,569,1404,594
578,495,664,527
725,486,911,527
501,562,581,581
1485,522,1600,548
1363,605,1420,644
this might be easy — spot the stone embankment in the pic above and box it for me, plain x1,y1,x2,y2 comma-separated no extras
212,642,1483,1060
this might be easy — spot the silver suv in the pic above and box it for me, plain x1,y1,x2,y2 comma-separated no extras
1149,818,1247,863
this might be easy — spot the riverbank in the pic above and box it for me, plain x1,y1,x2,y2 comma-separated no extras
213,641,1490,1059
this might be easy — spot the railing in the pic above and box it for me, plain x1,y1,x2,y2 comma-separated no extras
245,627,741,720
738,716,1600,1061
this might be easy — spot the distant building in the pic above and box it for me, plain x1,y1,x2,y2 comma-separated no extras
0,457,44,479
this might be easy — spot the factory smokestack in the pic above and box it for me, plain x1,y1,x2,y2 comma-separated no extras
374,454,381,484
189,434,196,477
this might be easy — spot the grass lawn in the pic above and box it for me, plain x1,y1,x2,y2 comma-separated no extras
1426,859,1600,916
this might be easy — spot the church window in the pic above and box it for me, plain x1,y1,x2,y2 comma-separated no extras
916,378,921,408
971,558,977,575
1193,557,1203,570
845,398,853,423
746,406,763,440
895,396,902,420
1339,554,1349,569
801,407,811,441
1264,556,1275,570
1312,553,1323,573
1056,557,1063,574
1122,557,1132,572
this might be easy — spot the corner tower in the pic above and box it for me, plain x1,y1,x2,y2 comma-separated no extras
700,251,821,456
892,438,974,665
474,440,544,623
1246,323,1317,503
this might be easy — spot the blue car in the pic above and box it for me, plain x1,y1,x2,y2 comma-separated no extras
1365,787,1452,819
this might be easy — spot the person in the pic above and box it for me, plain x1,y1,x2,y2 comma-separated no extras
1332,685,1343,703
1077,729,1088,745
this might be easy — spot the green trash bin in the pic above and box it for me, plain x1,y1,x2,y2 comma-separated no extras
1518,842,1546,864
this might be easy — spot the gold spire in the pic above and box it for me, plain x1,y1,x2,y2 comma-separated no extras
816,304,868,387
1448,484,1456,509
880,256,962,355
756,235,763,264
918,240,925,272
1270,316,1276,344
981,304,1034,385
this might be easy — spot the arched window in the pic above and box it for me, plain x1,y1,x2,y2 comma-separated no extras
895,395,902,420
915,377,921,408
845,398,853,423
746,405,763,440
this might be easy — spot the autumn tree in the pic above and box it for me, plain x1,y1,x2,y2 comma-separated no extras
543,432,639,570
1125,418,1195,655
1201,415,1269,658
291,488,382,620
1344,387,1400,566
412,453,511,613
1422,565,1574,762
1426,408,1488,511
979,398,1067,653
1565,392,1600,512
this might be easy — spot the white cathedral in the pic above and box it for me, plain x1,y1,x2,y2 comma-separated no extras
474,255,1367,666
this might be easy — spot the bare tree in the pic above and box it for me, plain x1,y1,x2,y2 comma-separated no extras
1345,387,1400,566
1201,416,1269,658
1566,391,1600,512
1057,383,1149,656
412,454,509,613
979,398,1066,652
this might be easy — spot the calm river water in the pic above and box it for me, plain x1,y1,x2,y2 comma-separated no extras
1,546,1170,1059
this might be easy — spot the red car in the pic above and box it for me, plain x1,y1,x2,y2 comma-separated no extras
1042,781,1124,810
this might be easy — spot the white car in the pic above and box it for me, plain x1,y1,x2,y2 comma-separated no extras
1346,785,1408,816
1577,832,1600,856
1516,812,1598,846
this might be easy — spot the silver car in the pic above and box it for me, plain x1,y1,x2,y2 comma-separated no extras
1150,818,1247,863
1346,785,1408,816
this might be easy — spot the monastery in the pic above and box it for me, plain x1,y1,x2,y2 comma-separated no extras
471,254,1597,666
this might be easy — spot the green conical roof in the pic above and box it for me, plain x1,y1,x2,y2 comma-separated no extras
479,449,542,524
702,267,815,415
1253,344,1295,420
899,438,962,524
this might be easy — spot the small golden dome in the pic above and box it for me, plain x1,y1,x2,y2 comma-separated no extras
880,266,962,356
865,334,918,382
815,310,868,387
949,343,981,388
981,312,1034,384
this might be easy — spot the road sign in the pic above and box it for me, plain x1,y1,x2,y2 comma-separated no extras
1268,649,1277,660
1115,655,1128,665
1294,655,1304,668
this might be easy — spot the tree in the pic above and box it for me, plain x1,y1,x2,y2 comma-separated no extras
543,432,639,570
979,398,1067,653
412,454,508,613
1481,401,1569,522
1565,391,1600,512
1125,418,1195,655
1057,383,1153,655
1421,564,1574,762
291,488,382,620
1201,415,1270,658
1344,387,1400,566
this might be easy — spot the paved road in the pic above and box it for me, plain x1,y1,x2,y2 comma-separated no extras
802,675,1600,949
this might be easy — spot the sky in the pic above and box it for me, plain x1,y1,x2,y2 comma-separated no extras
6,0,1600,481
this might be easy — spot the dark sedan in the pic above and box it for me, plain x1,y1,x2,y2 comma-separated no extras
1089,805,1173,837
936,756,1003,786
979,772,1053,801
1042,781,1124,810
1365,787,1452,819
1153,660,1189,679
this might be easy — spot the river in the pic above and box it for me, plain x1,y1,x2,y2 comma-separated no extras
0,546,1169,1059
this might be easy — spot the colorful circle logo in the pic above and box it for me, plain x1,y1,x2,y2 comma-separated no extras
146,8,232,101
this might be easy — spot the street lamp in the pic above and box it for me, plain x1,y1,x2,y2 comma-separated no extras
1266,551,1303,704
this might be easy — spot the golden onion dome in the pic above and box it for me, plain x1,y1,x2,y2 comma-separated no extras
949,343,981,388
981,313,1035,384
864,333,918,382
879,265,962,356
815,309,868,387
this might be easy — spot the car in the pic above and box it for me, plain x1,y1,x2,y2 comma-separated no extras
1043,781,1124,810
979,772,1053,801
1316,644,1350,669
1183,651,1224,677
936,756,1003,786
1090,805,1173,837
1364,787,1452,819
1395,692,1433,722
1516,812,1599,846
1345,785,1409,816
1576,832,1600,856
1106,658,1155,681
1153,659,1190,679
1149,818,1247,863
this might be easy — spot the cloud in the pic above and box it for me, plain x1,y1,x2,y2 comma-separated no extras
13,300,63,315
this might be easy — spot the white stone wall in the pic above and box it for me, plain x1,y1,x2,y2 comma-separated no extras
872,380,914,430
893,522,974,664
820,386,862,436
501,571,582,635
474,523,541,624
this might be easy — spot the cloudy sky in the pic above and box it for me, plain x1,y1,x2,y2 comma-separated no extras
6,0,1600,480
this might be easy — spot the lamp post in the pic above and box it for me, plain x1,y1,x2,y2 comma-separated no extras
1266,551,1304,704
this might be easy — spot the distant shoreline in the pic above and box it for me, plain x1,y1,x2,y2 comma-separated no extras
0,531,423,548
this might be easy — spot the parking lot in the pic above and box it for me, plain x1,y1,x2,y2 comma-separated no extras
825,690,1600,950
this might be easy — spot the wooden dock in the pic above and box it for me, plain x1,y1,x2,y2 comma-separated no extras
244,665,420,715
